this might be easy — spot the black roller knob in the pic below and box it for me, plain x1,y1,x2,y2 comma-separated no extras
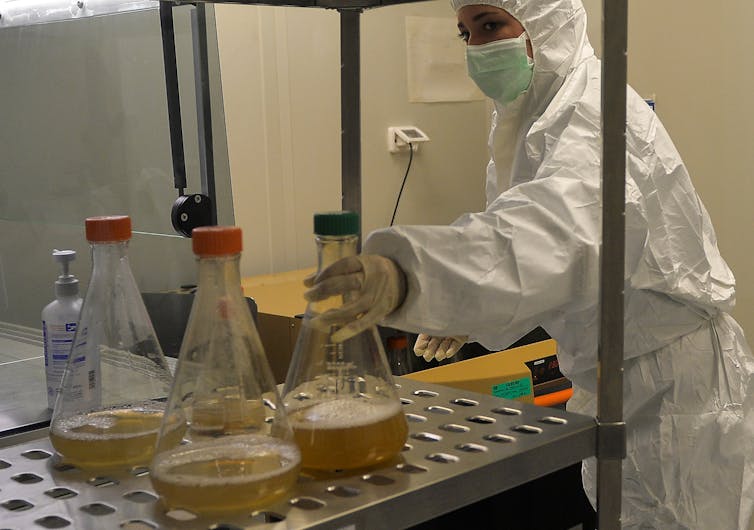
171,194,213,237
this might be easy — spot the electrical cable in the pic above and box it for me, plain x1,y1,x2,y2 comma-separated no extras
390,142,414,227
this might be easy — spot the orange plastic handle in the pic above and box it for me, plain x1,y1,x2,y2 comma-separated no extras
533,388,574,408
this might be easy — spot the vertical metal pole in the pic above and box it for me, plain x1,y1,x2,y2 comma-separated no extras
339,8,362,243
598,1,628,529
159,1,188,194
191,3,218,225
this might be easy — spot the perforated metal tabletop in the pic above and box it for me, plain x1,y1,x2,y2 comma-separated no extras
0,378,596,530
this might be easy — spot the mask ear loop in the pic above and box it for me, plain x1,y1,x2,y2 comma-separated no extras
519,30,534,66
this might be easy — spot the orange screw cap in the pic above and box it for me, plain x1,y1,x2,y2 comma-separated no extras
85,215,132,243
192,226,242,257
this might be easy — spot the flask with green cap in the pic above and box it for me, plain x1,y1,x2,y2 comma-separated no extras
282,211,408,472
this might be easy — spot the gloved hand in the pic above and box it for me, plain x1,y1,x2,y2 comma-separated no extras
413,334,467,362
304,255,406,343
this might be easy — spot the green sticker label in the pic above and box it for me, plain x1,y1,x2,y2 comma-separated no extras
492,377,532,400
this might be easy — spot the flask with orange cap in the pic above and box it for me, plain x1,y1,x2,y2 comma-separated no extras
150,225,300,515
49,215,174,471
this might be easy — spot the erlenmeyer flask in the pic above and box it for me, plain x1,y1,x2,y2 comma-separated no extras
150,226,300,516
49,215,174,471
282,211,408,472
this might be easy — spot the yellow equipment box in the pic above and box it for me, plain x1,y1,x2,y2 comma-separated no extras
406,339,571,407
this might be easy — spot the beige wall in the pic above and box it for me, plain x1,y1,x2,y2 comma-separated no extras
582,0,754,339
215,1,489,276
217,0,754,341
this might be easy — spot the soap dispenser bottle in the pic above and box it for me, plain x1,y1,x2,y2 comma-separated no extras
42,250,83,410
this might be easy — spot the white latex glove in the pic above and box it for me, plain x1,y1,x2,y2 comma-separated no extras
413,334,467,362
304,255,406,343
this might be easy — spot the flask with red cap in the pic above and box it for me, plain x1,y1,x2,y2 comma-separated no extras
49,215,174,471
150,225,300,515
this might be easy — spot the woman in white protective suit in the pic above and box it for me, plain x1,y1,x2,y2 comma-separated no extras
304,0,754,527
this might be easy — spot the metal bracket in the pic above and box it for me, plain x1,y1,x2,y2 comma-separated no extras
159,0,217,237
596,420,626,460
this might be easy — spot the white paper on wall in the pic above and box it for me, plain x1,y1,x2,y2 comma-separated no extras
405,16,484,103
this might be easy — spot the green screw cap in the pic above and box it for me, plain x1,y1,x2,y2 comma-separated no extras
313,211,359,236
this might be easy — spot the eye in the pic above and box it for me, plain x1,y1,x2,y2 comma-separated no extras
457,30,469,42
482,21,501,32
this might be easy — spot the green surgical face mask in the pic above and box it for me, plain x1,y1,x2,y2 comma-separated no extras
466,32,533,104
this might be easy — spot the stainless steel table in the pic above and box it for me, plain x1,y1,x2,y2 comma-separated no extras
0,374,596,529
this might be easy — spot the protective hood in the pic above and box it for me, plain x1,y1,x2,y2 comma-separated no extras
460,0,595,200
451,0,593,114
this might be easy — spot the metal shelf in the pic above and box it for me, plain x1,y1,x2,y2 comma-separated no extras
159,0,627,526
0,378,596,529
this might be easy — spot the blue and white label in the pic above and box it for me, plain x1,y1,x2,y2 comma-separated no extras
66,326,102,410
43,320,78,409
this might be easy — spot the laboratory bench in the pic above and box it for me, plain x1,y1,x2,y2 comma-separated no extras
0,319,596,529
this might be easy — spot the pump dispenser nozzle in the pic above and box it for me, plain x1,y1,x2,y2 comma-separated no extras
53,249,79,298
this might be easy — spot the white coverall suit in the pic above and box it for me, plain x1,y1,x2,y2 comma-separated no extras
365,0,754,527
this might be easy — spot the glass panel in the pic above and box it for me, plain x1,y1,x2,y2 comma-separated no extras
0,6,232,328
0,5,232,435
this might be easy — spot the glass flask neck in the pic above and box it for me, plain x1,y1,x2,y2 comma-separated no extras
90,241,130,279
316,234,358,273
91,240,129,261
196,253,243,297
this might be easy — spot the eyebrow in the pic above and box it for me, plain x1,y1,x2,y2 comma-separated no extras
457,10,509,30
472,10,507,21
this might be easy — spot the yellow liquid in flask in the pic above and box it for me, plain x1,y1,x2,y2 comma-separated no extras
150,435,301,515
50,406,183,470
289,399,408,471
